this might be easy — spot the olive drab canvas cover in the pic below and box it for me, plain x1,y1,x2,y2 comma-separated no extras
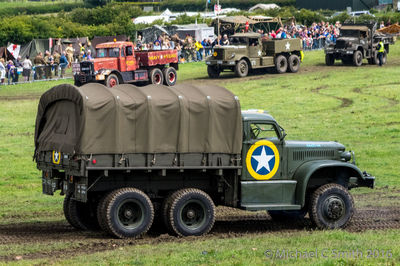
34,83,242,156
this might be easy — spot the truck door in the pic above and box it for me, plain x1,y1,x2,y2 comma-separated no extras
125,45,137,72
240,121,297,209
248,38,262,66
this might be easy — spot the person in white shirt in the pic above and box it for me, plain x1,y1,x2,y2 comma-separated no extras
0,58,6,85
22,56,33,82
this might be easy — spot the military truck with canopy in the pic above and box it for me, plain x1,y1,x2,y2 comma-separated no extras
324,22,394,66
35,83,374,238
206,33,303,78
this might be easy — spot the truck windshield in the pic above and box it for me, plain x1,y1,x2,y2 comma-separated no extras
250,123,278,140
229,37,247,45
339,30,360,37
95,48,120,58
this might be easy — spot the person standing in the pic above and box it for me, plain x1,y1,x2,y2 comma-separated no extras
65,43,75,68
377,40,385,67
22,55,32,82
13,56,22,83
44,51,53,79
59,51,68,78
0,58,6,85
53,51,60,77
195,40,203,61
33,52,45,80
6,60,15,85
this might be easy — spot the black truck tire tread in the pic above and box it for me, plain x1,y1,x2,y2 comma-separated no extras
309,183,354,229
103,187,154,238
168,188,215,237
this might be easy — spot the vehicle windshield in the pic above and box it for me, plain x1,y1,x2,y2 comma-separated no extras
95,48,120,58
250,123,279,140
229,37,247,45
339,30,360,37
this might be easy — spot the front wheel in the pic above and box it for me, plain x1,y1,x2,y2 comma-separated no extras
309,183,354,229
167,188,215,237
105,74,120,88
100,187,154,238
234,59,249,77
325,54,335,66
207,65,221,78
353,50,363,66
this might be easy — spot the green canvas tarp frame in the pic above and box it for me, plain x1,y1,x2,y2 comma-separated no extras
34,83,242,156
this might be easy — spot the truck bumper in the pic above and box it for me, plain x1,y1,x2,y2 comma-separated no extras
75,73,96,84
349,171,375,189
325,49,354,56
206,60,236,67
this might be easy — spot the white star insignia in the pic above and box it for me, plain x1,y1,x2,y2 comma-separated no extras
252,147,274,173
54,152,59,161
257,50,262,56
285,42,291,50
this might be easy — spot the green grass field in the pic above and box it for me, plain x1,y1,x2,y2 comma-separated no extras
0,45,399,264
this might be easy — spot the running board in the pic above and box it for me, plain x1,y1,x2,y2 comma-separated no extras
240,204,302,211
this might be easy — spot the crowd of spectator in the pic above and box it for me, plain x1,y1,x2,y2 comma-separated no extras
0,39,94,85
0,20,353,85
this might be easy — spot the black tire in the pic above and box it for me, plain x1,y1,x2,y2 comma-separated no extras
149,68,163,85
105,73,119,88
309,183,354,229
269,209,307,221
168,188,215,237
275,55,288,74
101,187,154,238
161,193,176,234
63,193,74,227
353,50,363,67
325,54,334,66
288,54,301,72
97,193,109,233
68,197,99,230
207,65,220,78
162,67,177,86
234,59,249,77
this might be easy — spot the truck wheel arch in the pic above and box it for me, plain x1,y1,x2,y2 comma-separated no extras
293,161,364,208
237,57,251,69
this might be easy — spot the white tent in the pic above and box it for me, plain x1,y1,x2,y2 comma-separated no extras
249,4,280,12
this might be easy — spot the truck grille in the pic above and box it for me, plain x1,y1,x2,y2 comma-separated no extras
80,61,94,74
213,49,224,60
335,40,347,49
293,150,335,161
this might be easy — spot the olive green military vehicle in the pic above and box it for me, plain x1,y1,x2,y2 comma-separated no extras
35,83,374,238
325,22,394,66
206,33,303,78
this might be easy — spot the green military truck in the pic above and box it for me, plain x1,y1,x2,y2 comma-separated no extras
35,83,374,238
325,23,394,66
206,33,303,78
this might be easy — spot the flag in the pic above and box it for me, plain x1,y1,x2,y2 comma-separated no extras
214,4,221,14
7,43,20,59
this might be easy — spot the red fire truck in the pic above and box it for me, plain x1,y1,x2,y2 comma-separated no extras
73,41,179,87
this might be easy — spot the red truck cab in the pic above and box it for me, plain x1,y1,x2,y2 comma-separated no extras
74,41,179,87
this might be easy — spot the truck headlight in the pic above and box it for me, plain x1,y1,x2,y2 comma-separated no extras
341,151,352,162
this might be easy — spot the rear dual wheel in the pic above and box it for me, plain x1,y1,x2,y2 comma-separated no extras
149,68,163,85
63,193,99,230
163,67,177,86
163,188,215,237
97,188,154,238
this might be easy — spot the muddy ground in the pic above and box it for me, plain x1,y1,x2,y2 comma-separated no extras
1,191,399,262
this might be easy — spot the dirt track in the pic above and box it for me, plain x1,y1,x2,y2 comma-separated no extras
1,192,399,262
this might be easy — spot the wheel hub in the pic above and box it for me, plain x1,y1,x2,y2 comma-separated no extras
323,196,345,220
124,209,133,219
186,209,196,219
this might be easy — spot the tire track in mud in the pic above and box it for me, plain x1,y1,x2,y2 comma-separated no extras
352,83,399,110
1,198,400,262
311,85,354,110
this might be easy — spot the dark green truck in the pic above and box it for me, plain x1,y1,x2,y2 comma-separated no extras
35,83,374,238
206,33,303,78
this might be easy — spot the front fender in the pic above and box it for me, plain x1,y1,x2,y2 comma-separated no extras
293,160,366,207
